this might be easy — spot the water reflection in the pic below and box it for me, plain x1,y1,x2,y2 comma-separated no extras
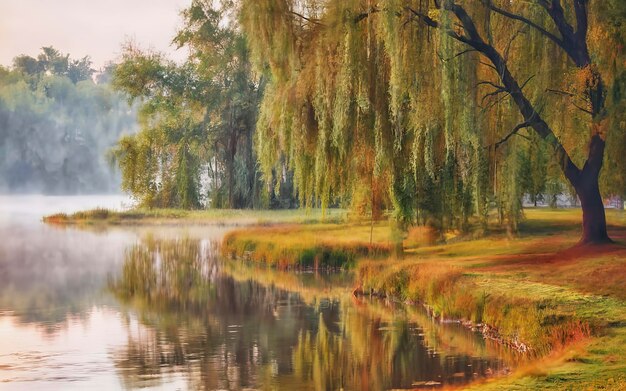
0,196,514,389
0,220,129,332
110,237,509,390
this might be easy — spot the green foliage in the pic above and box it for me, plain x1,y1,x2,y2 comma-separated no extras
240,0,626,236
110,0,274,209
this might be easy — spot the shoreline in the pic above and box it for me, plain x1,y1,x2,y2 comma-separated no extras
42,206,626,389
354,287,535,355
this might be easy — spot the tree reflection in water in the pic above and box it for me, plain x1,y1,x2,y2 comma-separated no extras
110,237,509,390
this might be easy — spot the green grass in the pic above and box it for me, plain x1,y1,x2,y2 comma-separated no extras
43,207,348,226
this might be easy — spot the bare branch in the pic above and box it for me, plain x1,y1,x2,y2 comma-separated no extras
572,102,593,115
481,89,511,113
488,3,563,47
494,121,533,149
546,88,575,97
476,80,509,105
448,48,477,61
519,75,535,90
546,88,592,115
289,10,323,26
479,60,498,73
481,89,508,106
476,80,506,90
504,27,528,62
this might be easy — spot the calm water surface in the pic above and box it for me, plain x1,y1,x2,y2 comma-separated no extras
0,196,515,390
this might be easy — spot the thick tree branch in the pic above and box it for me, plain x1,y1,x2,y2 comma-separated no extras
538,0,591,66
405,6,478,46
405,7,438,28
573,0,589,40
542,1,575,42
415,0,582,184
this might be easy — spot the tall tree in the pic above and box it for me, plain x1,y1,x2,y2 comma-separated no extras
110,0,269,209
406,0,617,243
175,0,264,208
241,0,625,243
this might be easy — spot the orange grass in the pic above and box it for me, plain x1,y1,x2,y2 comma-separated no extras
222,222,392,269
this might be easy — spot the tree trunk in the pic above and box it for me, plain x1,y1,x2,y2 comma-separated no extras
576,169,611,245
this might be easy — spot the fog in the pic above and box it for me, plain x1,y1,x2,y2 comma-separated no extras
0,48,138,194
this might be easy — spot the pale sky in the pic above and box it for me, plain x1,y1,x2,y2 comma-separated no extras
0,0,192,70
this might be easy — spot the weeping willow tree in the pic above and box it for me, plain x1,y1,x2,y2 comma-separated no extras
241,0,626,243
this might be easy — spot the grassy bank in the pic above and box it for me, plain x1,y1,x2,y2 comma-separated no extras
222,222,392,269
222,208,626,389
43,207,347,226
44,204,626,388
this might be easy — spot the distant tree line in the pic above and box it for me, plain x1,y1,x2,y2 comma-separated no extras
0,47,136,193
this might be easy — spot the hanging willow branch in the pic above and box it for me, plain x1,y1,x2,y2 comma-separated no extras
408,0,582,185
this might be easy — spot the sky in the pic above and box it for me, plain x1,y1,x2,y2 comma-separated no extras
0,0,192,70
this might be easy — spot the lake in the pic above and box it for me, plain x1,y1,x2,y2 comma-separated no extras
0,196,515,390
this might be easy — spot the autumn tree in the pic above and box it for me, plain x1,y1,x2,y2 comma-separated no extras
411,0,622,244
241,0,625,243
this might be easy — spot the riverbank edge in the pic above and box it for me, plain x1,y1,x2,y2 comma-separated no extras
42,207,626,389
353,287,536,355
42,207,346,226
219,217,625,389
221,226,392,269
